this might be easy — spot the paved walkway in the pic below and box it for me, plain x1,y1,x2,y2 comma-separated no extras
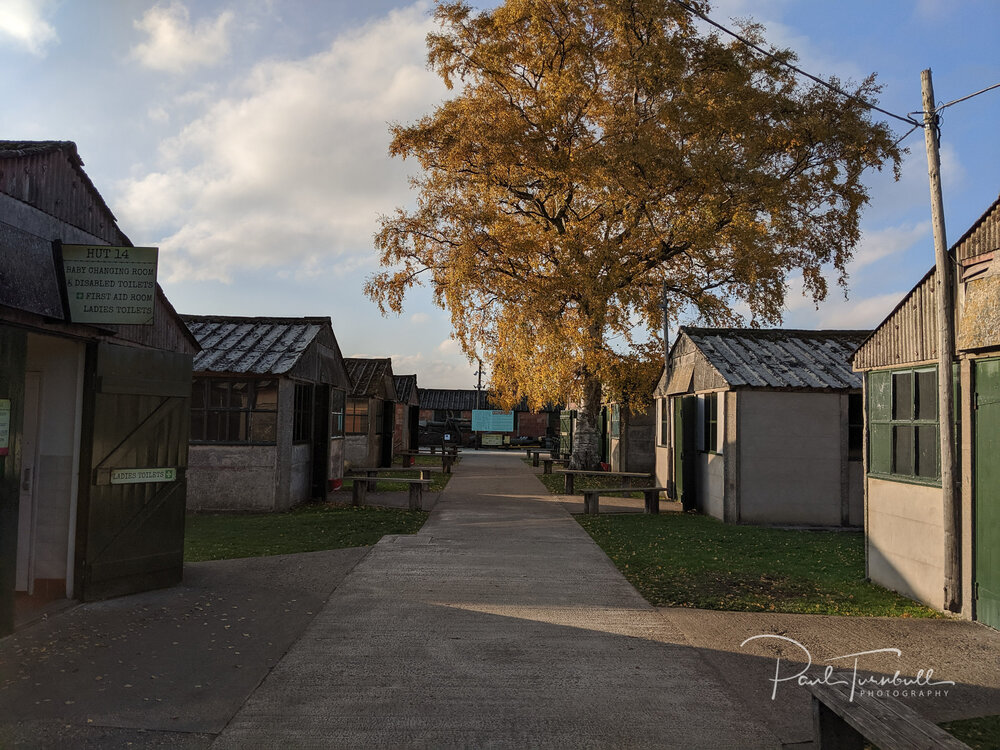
3,452,998,748
214,451,779,749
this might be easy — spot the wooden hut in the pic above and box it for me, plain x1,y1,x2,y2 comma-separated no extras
0,141,197,634
182,315,351,511
393,374,420,454
852,194,1000,627
344,358,396,468
654,327,869,526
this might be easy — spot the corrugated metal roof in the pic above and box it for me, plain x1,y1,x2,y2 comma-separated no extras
394,374,417,403
344,358,392,397
419,389,487,411
682,327,870,390
418,388,560,412
183,315,327,375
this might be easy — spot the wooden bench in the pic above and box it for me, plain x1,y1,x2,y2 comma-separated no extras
424,445,460,456
541,457,570,474
581,486,665,515
525,448,548,467
348,471,431,510
806,681,970,750
556,469,652,495
397,451,456,473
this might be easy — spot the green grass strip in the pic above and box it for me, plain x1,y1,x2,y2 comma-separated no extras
577,512,940,617
185,503,428,562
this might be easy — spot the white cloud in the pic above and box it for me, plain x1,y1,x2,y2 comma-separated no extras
117,2,445,283
437,338,460,355
131,2,234,74
0,0,57,55
410,312,429,323
816,292,905,329
849,221,930,271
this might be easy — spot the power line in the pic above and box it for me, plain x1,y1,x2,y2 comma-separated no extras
909,81,1000,116
667,0,922,128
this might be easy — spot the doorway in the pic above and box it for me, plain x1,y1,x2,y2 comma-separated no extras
974,357,1000,629
15,371,41,594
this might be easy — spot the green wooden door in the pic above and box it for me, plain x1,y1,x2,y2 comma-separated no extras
673,396,697,511
559,411,574,458
78,342,192,601
975,357,1000,629
0,327,27,636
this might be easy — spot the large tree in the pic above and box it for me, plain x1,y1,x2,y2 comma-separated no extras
368,0,900,467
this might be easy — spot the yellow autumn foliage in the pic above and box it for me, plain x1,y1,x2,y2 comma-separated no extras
367,0,900,464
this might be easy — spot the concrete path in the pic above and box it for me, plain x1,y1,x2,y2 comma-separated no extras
213,451,780,749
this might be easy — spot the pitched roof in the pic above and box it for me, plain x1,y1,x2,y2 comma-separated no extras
344,358,393,397
680,327,870,390
394,374,417,403
183,315,327,375
418,388,560,412
419,388,487,411
0,140,126,243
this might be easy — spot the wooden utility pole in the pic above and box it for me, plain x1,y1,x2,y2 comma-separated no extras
921,68,960,612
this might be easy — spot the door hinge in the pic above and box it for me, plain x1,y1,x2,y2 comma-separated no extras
974,581,979,600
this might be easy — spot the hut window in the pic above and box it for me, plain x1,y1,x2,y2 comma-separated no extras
658,398,669,446
702,393,718,453
610,404,621,439
293,383,313,442
346,398,369,434
330,388,345,438
191,378,277,444
867,367,940,481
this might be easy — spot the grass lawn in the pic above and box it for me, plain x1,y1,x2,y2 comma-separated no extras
185,503,428,562
534,468,644,499
577,512,939,617
939,715,1000,750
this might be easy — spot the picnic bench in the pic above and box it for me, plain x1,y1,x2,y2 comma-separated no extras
541,457,570,474
347,468,431,510
806,680,970,750
556,469,652,495
526,447,561,466
580,486,665,515
397,451,457,473
425,445,460,456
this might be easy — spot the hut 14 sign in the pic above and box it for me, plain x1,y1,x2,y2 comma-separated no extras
61,244,158,325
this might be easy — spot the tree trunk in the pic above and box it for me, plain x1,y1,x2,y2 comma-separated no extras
570,369,602,470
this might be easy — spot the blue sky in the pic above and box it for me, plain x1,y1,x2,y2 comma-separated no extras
2,0,998,388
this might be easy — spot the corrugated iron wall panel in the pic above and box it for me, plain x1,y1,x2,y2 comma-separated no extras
854,271,938,370
954,198,1000,262
0,150,129,245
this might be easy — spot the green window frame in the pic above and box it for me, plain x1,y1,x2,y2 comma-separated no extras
868,367,939,482
702,392,718,453
191,377,278,444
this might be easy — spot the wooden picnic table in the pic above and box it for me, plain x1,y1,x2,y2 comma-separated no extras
346,467,432,510
555,468,652,494
541,457,570,474
397,450,457,473
805,680,970,750
580,486,665,515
